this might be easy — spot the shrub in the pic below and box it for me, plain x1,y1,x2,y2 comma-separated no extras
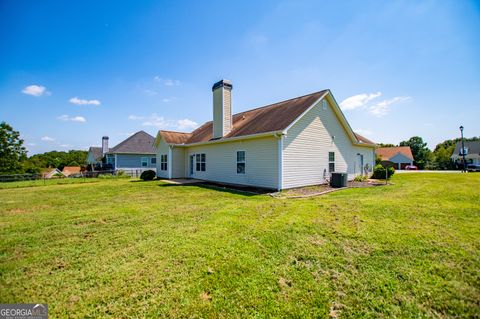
140,170,156,181
353,175,367,182
371,164,395,179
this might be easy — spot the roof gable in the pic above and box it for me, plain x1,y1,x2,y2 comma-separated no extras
109,131,155,154
453,141,480,155
376,146,414,161
155,89,375,147
88,147,103,161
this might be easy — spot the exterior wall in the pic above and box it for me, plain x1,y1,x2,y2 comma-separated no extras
282,98,375,189
184,136,278,189
116,154,156,170
389,153,413,169
156,139,170,178
213,88,224,138
172,146,185,178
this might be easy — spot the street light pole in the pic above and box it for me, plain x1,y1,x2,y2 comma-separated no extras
460,126,466,173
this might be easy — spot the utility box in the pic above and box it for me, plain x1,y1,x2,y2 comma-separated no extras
330,172,348,188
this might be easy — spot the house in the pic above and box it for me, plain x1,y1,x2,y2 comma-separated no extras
86,131,156,172
62,166,82,177
42,168,64,178
451,141,480,168
154,80,376,190
375,146,414,170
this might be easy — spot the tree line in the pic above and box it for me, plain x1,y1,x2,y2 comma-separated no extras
0,121,87,174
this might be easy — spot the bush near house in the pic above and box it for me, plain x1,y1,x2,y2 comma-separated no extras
140,170,156,181
372,164,395,179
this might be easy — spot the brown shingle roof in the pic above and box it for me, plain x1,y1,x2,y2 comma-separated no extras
376,146,414,161
186,90,327,144
354,133,375,145
159,89,375,146
109,131,155,154
159,130,192,144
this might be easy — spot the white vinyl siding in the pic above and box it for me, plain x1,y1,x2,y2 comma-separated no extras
282,97,375,189
185,136,278,189
156,139,170,178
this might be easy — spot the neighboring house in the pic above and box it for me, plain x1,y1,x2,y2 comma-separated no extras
86,146,103,165
154,80,376,190
87,131,156,172
451,141,480,167
42,168,64,178
62,166,81,177
375,146,414,170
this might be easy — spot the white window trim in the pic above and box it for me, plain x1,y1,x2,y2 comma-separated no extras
194,153,206,172
160,154,168,171
328,151,335,173
236,150,246,175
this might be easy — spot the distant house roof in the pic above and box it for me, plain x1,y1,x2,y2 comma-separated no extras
376,146,414,161
88,147,103,161
452,141,480,157
62,166,81,176
157,90,376,147
108,131,155,154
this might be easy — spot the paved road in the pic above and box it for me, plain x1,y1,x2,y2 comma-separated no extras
395,170,464,174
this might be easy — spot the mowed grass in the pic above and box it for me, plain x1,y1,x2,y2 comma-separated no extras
0,174,479,318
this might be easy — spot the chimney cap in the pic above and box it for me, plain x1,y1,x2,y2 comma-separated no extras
102,136,109,139
212,79,232,91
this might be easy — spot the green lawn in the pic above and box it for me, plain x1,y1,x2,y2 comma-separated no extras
0,174,479,318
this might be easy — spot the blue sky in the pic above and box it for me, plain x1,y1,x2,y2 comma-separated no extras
1,0,479,154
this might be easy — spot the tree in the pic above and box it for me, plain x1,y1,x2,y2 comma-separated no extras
399,136,432,169
0,122,27,174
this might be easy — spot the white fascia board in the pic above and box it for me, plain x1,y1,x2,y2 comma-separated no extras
170,131,282,148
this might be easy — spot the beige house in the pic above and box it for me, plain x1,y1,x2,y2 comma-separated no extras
154,80,376,190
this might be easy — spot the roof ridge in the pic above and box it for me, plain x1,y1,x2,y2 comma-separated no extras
232,89,328,117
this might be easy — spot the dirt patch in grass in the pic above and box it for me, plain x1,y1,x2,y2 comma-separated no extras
277,180,386,198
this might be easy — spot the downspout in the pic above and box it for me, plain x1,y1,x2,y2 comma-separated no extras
275,132,284,191
168,146,173,179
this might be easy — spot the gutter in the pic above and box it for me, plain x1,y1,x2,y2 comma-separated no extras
169,131,283,147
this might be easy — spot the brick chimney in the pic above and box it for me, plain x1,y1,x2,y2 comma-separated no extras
102,136,109,155
212,79,232,139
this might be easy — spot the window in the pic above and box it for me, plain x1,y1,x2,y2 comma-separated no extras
141,157,148,167
322,99,328,110
150,157,156,165
460,147,469,155
160,154,167,171
236,151,246,174
196,153,206,171
328,152,335,173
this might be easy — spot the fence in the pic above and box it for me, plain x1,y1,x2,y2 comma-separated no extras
0,173,43,183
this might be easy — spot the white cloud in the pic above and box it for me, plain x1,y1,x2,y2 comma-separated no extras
340,92,381,110
27,142,36,146
154,76,181,86
57,115,86,122
177,118,199,130
41,136,55,142
60,144,72,148
143,89,158,96
22,85,50,97
128,115,144,120
354,128,373,136
69,97,101,106
162,97,176,103
130,113,198,131
369,96,411,117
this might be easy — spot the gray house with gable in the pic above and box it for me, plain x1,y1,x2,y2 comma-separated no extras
87,131,156,172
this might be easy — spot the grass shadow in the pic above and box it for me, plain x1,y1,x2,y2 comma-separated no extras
157,182,273,197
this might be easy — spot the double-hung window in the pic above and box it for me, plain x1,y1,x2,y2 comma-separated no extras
236,151,246,174
160,154,167,171
196,153,206,171
328,152,335,173
141,157,148,167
